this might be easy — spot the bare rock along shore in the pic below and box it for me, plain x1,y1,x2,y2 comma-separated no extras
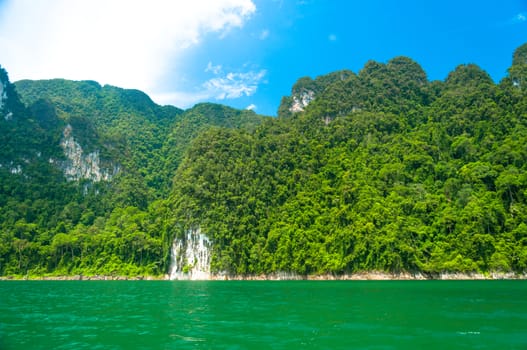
1,271,526,281
210,271,527,281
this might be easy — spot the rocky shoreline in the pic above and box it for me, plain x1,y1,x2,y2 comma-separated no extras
1,271,526,281
211,271,527,281
0,275,165,281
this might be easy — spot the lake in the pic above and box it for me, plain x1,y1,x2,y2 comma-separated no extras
1,280,526,349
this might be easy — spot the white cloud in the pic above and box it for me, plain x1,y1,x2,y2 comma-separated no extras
203,69,267,99
246,103,257,110
205,62,223,75
508,12,527,24
153,65,266,108
259,29,270,40
0,0,256,93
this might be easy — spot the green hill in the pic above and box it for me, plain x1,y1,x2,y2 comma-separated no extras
0,43,526,278
169,44,527,276
0,72,265,276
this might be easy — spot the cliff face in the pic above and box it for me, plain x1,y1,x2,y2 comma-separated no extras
0,66,43,173
289,90,314,113
0,77,6,109
169,228,212,280
1,69,13,121
278,70,354,117
59,124,118,182
0,68,118,183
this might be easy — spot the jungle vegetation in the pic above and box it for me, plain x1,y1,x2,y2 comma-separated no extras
0,43,526,277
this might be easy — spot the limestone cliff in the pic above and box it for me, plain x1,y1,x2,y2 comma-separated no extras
169,228,212,280
0,68,13,120
278,70,353,117
60,124,118,182
289,90,315,113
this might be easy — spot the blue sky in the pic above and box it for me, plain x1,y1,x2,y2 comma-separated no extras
0,1,526,116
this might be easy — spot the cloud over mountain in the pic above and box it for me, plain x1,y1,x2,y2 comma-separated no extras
0,0,256,98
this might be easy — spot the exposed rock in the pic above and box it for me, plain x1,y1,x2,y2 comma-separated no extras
289,90,314,113
169,228,212,280
10,164,22,175
60,124,117,182
0,77,11,121
0,77,6,110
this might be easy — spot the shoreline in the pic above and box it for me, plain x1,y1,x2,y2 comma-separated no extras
0,275,166,281
211,271,527,281
1,271,526,281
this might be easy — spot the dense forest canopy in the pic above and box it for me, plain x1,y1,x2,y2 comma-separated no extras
0,43,526,277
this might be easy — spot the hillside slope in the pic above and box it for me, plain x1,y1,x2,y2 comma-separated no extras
0,72,265,276
168,44,527,276
1,43,526,277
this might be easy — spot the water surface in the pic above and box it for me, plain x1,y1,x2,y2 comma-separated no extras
1,280,526,349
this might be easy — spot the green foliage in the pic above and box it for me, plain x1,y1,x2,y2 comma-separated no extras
512,43,527,66
508,43,527,91
1,44,527,277
168,44,527,276
277,70,354,118
0,72,264,277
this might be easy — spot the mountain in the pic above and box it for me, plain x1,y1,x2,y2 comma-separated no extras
277,69,355,118
0,71,265,276
1,43,526,278
168,43,527,276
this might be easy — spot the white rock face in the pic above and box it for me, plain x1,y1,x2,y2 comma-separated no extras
1,79,8,118
0,80,5,107
10,164,22,174
169,228,212,280
60,124,114,182
0,161,22,175
289,90,315,113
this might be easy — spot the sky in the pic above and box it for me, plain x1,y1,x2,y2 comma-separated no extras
0,0,526,116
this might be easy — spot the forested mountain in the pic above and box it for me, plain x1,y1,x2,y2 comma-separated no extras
1,43,526,277
0,73,265,276
170,44,527,276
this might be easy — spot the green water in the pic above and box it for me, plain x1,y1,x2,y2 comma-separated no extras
1,281,526,349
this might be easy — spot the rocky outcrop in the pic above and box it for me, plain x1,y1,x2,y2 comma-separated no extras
0,78,6,110
0,73,13,121
60,124,117,182
289,90,315,113
169,228,212,280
